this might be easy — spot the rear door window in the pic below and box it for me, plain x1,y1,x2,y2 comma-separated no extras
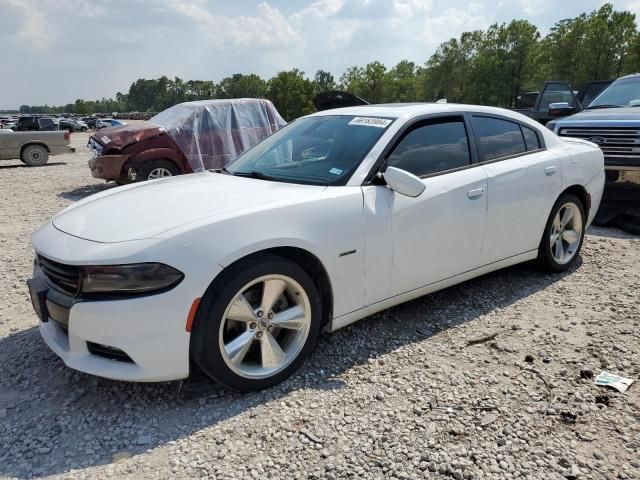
471,116,526,162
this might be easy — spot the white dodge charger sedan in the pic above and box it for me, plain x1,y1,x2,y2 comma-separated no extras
29,104,605,391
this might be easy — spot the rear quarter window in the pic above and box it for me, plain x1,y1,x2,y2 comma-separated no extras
522,126,541,151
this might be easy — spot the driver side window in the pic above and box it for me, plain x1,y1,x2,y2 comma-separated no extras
386,117,471,177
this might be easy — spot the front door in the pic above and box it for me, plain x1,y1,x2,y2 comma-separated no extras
362,116,488,303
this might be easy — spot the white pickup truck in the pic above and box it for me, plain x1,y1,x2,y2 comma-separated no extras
0,130,75,166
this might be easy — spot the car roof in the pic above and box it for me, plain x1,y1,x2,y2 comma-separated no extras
310,102,539,123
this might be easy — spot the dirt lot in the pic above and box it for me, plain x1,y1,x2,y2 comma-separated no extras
0,131,639,480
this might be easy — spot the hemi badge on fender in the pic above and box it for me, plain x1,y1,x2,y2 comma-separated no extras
339,250,356,257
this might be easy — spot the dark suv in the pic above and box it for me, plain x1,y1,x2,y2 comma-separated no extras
16,117,57,131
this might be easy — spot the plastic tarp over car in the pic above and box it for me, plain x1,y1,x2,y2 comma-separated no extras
148,99,286,172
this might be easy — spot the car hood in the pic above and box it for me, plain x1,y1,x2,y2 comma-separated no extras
52,173,324,243
557,107,640,123
92,123,164,150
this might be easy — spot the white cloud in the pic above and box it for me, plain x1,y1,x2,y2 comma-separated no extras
516,0,547,17
7,0,51,48
163,0,298,49
0,0,615,108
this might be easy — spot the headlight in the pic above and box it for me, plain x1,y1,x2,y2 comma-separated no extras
81,263,184,295
546,121,557,132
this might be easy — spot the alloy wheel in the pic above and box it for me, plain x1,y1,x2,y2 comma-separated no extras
218,274,311,379
147,167,173,179
550,202,583,265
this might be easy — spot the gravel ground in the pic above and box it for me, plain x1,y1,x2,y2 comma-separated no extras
0,131,639,480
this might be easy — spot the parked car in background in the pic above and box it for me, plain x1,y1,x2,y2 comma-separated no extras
512,80,613,126
87,98,285,183
83,118,98,129
547,73,640,233
16,116,57,131
0,130,74,165
0,119,16,130
96,119,125,130
29,103,603,390
58,119,88,132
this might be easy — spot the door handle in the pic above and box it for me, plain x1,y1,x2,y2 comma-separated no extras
467,187,484,199
545,166,557,176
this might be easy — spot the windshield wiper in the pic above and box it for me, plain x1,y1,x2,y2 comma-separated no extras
586,104,622,109
231,170,279,181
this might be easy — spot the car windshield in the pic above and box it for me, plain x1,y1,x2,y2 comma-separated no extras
225,115,394,186
588,77,640,108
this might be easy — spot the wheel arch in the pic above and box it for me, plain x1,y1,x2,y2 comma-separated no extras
20,142,50,155
210,246,334,328
559,184,590,217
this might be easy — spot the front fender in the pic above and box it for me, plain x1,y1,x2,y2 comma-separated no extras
159,188,366,318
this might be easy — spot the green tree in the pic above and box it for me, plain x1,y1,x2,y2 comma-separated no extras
313,69,336,94
383,60,418,102
217,74,268,99
267,69,315,120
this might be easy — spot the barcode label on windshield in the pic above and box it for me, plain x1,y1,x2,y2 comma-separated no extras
348,117,392,128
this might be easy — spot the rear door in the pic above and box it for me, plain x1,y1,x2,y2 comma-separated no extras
470,115,562,264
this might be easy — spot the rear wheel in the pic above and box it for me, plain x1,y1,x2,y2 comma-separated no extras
191,254,322,391
20,144,49,166
537,194,585,272
138,159,179,181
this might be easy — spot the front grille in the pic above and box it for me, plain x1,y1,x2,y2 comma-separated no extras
87,342,134,363
558,127,640,161
37,255,81,295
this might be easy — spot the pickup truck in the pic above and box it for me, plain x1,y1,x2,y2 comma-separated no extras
547,73,640,233
0,130,75,166
513,80,612,125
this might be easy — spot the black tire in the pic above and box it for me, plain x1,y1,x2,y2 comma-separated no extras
190,254,322,392
537,193,586,272
20,144,49,166
137,159,180,182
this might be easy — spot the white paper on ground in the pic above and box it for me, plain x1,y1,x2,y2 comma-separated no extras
594,371,634,393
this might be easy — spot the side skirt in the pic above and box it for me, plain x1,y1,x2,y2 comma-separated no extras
328,250,538,332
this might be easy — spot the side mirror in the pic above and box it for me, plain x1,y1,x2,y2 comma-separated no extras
382,166,425,198
548,102,575,118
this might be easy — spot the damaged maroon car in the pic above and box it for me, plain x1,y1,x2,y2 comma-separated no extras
87,99,285,183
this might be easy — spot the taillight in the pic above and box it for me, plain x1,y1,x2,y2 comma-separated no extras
64,131,70,141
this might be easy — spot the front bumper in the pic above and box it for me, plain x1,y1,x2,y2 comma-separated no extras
89,154,129,181
30,221,222,382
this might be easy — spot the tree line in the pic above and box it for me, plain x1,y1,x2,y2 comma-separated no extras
16,3,640,121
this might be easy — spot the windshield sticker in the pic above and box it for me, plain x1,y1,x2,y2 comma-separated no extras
329,167,343,175
101,136,111,144
348,117,393,128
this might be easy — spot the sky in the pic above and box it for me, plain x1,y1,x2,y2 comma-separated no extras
1,0,638,109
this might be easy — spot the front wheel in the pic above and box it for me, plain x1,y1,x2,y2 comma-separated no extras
138,159,179,181
191,254,322,391
537,194,585,272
